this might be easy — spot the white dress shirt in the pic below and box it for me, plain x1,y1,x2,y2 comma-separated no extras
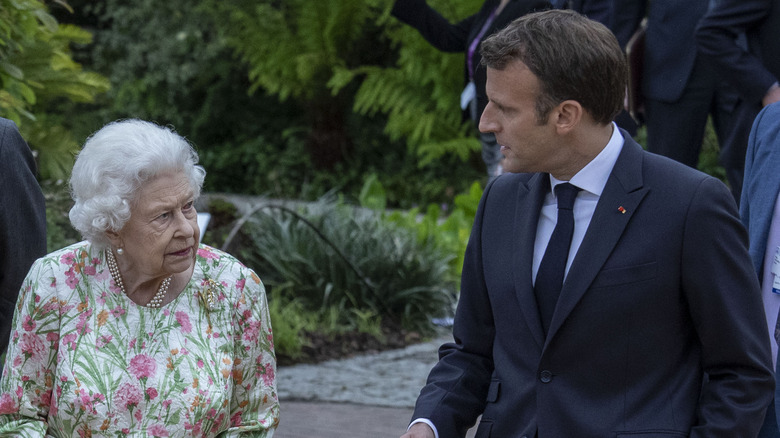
532,123,625,283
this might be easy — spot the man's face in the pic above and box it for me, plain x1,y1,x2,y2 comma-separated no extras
479,60,563,175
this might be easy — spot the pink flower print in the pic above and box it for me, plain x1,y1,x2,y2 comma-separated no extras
148,425,169,437
230,412,242,427
197,248,219,260
261,363,275,387
0,393,16,414
242,320,261,343
175,312,192,333
146,387,158,400
22,315,35,332
83,265,96,276
96,335,113,349
235,278,246,291
197,359,204,368
114,382,142,410
62,333,77,350
65,274,79,290
20,333,46,361
111,306,126,318
134,407,142,421
60,252,76,265
162,399,172,409
129,354,157,380
163,309,170,316
108,279,122,295
46,332,59,343
76,312,92,336
129,338,136,349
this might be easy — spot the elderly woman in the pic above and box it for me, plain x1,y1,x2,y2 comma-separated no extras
0,120,279,436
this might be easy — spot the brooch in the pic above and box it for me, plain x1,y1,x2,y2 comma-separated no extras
199,278,221,326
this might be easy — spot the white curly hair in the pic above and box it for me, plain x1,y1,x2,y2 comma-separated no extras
68,119,206,249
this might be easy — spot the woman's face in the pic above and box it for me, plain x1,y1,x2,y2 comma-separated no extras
112,170,200,281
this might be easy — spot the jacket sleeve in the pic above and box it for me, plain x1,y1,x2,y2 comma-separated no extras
0,119,47,358
682,176,775,437
695,0,777,105
610,0,647,48
409,179,497,438
390,0,479,52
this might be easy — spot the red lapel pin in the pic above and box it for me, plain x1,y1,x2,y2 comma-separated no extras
618,206,626,214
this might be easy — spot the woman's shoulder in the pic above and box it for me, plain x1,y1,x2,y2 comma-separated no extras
195,244,260,282
195,244,244,268
193,244,265,303
37,241,98,268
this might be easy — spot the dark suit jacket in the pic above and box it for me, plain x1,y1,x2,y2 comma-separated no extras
412,133,774,437
696,0,780,106
0,118,46,356
612,0,710,102
391,0,550,121
567,0,612,26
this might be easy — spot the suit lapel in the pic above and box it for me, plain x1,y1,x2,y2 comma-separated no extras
545,136,649,343
512,173,549,350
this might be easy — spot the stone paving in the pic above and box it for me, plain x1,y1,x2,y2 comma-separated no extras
274,333,479,438
277,335,448,408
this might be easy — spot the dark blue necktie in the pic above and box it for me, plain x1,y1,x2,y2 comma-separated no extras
535,183,581,335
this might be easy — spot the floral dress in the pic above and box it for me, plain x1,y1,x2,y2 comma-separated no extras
0,242,279,437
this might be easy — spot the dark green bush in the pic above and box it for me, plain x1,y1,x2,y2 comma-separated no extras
229,197,458,336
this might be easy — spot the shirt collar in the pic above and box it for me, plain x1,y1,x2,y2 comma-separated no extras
549,122,625,196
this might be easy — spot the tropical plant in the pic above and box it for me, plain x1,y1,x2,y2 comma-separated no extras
207,0,484,169
229,196,458,335
0,0,110,179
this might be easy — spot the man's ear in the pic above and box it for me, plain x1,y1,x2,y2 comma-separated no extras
553,100,583,134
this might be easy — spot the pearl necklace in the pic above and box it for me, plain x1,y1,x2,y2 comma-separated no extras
106,249,172,308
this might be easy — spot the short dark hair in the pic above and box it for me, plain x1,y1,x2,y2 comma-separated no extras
480,9,627,125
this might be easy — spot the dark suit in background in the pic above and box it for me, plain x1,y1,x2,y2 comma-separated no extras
0,118,47,358
391,0,550,178
613,0,749,203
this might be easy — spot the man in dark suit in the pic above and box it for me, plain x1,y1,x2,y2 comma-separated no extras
401,10,774,438
612,0,748,203
697,3,780,436
0,118,47,361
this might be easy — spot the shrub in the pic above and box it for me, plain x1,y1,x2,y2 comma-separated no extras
227,196,458,335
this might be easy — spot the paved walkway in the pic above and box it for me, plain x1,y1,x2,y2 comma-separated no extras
274,335,478,438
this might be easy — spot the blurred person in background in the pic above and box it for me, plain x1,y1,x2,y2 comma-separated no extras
0,117,46,371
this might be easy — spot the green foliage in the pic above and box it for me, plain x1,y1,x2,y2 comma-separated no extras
208,0,485,173
0,0,109,179
266,292,318,361
41,179,80,252
355,0,484,164
360,175,482,282
231,197,457,335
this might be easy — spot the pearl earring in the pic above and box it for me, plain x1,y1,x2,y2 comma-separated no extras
116,247,124,255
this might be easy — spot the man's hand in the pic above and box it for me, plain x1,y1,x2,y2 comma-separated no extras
400,422,435,438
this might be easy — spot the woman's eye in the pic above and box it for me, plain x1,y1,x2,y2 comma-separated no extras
158,212,170,220
183,201,194,211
